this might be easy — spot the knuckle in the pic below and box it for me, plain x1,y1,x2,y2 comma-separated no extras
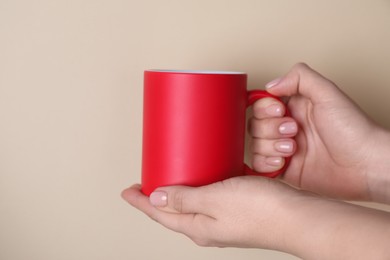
248,117,255,133
252,154,265,171
172,191,184,213
251,139,264,154
252,97,267,111
292,62,310,74
252,98,282,119
293,62,309,69
256,120,274,138
250,119,265,137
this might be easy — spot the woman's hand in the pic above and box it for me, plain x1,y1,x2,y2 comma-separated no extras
251,63,390,203
122,176,304,251
122,175,390,259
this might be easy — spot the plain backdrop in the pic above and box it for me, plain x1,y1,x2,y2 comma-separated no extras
1,1,390,259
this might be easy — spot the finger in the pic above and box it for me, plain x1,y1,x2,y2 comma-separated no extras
252,97,286,120
121,184,161,221
265,62,344,104
252,138,296,157
252,155,285,172
121,184,216,241
249,117,298,139
150,185,216,215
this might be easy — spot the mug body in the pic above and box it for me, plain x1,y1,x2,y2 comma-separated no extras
142,70,247,195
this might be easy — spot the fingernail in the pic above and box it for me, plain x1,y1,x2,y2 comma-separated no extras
150,191,168,207
266,157,283,166
265,77,282,89
279,121,298,135
275,141,294,153
266,104,283,117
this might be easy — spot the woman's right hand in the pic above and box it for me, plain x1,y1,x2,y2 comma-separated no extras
250,63,390,203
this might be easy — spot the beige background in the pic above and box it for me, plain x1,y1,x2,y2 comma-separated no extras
1,0,390,259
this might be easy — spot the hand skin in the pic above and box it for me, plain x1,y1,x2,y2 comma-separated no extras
250,63,390,203
122,176,390,259
122,63,390,257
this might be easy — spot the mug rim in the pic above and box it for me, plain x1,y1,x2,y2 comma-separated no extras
145,69,246,75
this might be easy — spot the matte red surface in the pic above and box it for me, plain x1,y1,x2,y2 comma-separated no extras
141,71,290,195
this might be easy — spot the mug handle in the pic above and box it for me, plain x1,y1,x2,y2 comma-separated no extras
244,90,292,178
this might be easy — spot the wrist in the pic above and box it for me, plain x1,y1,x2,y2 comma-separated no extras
267,189,319,255
281,192,390,259
366,127,390,204
278,191,326,257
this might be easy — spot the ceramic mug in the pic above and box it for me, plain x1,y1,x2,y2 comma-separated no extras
141,70,290,195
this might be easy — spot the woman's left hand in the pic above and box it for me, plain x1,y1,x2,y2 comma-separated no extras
121,176,304,251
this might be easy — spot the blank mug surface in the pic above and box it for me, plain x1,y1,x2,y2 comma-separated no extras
141,70,248,195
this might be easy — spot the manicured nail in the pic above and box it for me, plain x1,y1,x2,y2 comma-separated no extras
266,157,283,166
149,191,168,207
266,104,283,117
279,121,298,135
275,141,294,153
265,77,282,89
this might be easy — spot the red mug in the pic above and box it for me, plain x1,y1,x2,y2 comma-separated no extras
141,70,290,195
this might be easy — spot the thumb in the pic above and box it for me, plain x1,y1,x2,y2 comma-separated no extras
265,63,344,104
149,185,212,215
